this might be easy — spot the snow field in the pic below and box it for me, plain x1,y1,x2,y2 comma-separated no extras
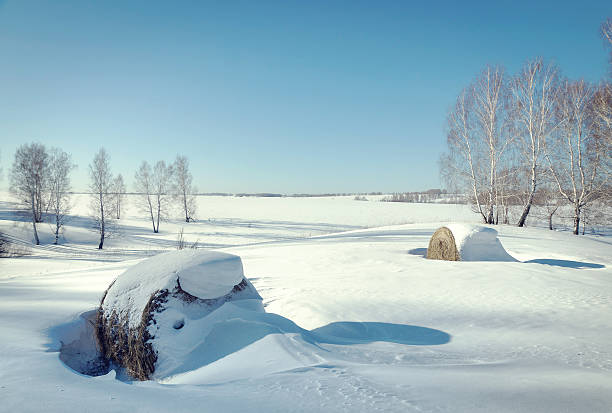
0,193,611,412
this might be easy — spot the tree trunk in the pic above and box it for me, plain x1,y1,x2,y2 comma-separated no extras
183,192,189,223
30,193,40,245
99,193,105,249
518,161,537,227
573,206,580,235
155,202,161,234
99,220,105,249
517,203,531,227
548,214,553,230
487,204,494,224
54,213,60,245
148,198,156,232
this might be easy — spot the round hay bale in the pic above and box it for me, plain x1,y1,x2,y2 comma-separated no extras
426,227,460,261
96,250,262,380
426,224,516,262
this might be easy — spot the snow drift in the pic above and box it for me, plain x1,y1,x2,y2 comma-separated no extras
96,250,263,380
427,224,516,261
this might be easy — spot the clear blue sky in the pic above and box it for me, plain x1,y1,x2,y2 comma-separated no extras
0,0,610,193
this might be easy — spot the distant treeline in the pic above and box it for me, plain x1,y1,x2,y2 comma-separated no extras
381,189,466,204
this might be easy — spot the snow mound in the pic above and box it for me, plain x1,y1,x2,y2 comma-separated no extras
97,250,262,380
427,224,516,262
445,224,516,261
102,250,245,329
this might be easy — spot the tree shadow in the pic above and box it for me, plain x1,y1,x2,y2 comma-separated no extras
310,321,450,345
525,259,605,269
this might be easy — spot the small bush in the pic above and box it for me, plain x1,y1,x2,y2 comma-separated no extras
0,232,7,257
0,232,31,258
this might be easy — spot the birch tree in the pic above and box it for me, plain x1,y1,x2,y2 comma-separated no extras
545,80,610,235
472,65,510,224
533,187,563,231
602,17,612,74
134,161,173,233
443,88,488,223
595,18,612,148
592,83,612,143
89,148,114,249
172,155,197,222
443,66,510,224
509,59,559,227
134,161,155,231
10,143,49,245
47,149,75,244
112,174,127,219
152,161,173,232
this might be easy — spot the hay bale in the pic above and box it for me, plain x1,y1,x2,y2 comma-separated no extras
96,250,262,380
426,227,460,261
426,224,515,262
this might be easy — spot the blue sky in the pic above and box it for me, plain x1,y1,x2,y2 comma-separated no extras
0,0,610,193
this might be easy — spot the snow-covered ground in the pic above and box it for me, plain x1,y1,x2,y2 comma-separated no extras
1,193,611,412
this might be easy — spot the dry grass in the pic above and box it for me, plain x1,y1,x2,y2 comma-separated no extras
96,288,167,380
0,232,31,258
96,277,251,380
426,226,460,261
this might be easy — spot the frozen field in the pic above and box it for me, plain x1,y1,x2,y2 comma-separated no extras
1,193,611,412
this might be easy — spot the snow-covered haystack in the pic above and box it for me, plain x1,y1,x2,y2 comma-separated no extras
96,250,262,380
426,224,516,262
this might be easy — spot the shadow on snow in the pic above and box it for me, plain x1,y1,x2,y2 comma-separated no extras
48,309,451,381
525,258,605,269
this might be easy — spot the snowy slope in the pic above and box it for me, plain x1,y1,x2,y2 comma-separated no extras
0,194,611,412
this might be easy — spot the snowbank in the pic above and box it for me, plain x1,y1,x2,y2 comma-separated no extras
101,250,246,329
429,224,516,262
97,250,262,380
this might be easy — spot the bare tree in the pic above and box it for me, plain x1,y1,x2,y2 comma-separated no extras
134,160,173,233
47,148,75,244
595,18,612,146
442,66,510,224
134,161,155,231
151,161,173,232
443,88,488,222
473,65,511,224
172,155,197,222
533,186,563,231
591,83,612,147
10,143,49,245
112,174,127,219
545,79,610,234
176,227,186,250
602,17,612,74
89,148,115,249
509,58,559,227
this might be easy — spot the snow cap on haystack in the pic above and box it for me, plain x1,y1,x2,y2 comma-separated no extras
426,224,515,262
96,250,262,380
